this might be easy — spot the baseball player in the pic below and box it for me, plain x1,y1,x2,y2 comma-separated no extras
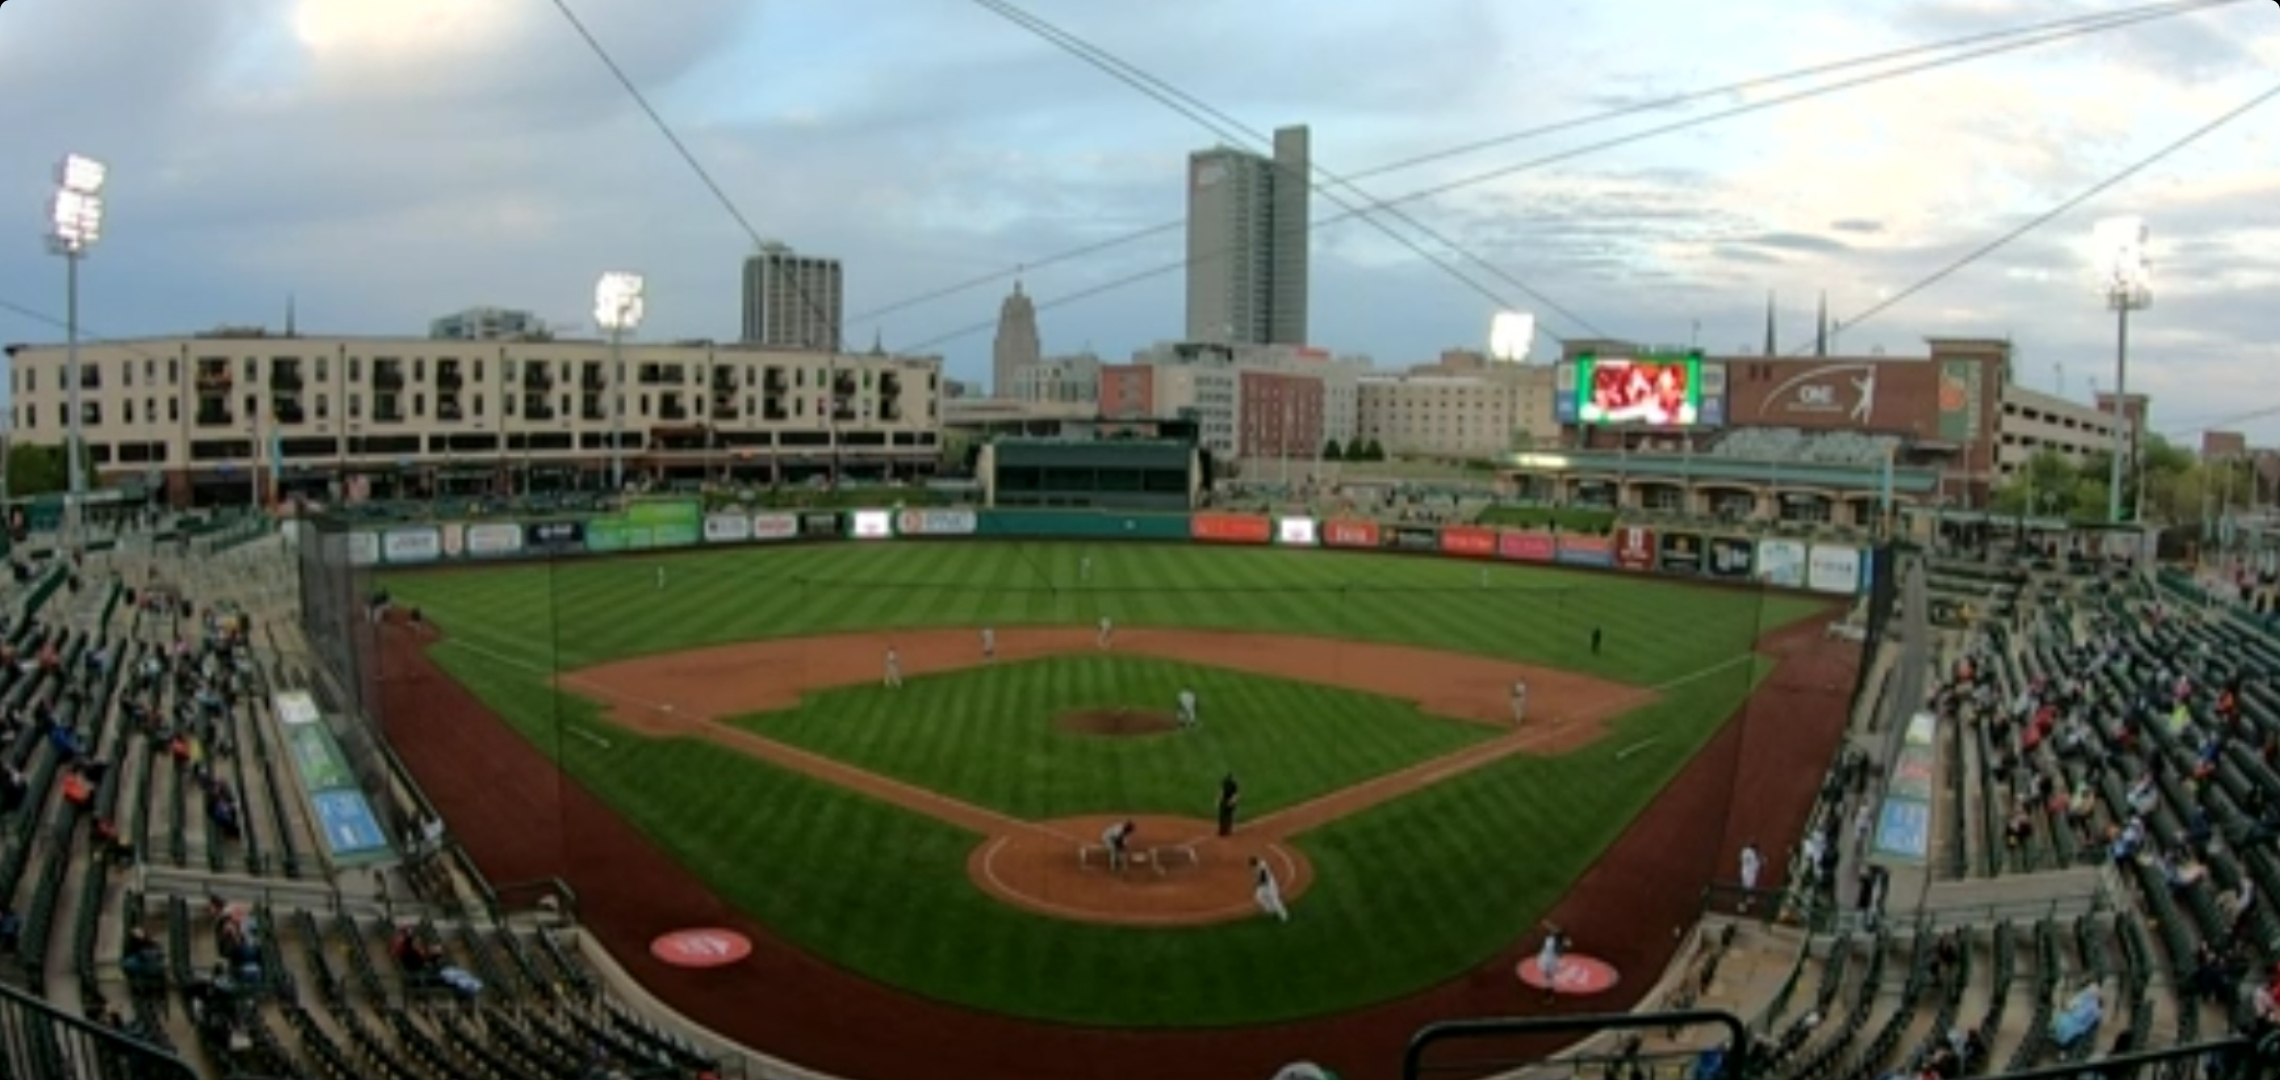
1102,819,1136,873
1176,687,1199,728
1250,856,1289,921
1510,680,1528,725
1538,925,1566,989
980,626,995,662
654,565,666,590
1217,773,1241,836
1739,841,1763,912
883,647,902,689
1096,615,1115,649
1080,555,1093,582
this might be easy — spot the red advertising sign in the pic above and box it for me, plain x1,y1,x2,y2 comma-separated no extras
1516,953,1621,996
1190,512,1272,544
1440,526,1497,558
1499,530,1556,562
650,929,753,969
1612,526,1656,571
1320,520,1381,548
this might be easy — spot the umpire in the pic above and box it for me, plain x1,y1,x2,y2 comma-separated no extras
1217,773,1241,837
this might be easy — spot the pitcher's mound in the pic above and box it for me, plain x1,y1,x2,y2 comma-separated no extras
1056,708,1180,737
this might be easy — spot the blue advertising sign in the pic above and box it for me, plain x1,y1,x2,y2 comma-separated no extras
1871,799,1931,862
310,790,390,859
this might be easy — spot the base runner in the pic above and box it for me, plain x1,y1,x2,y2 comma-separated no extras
1251,856,1289,921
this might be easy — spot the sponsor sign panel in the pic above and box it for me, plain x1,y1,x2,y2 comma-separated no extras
1756,539,1807,588
1384,524,1439,552
1889,748,1936,801
1555,535,1614,567
1191,513,1272,544
1706,537,1753,579
1276,517,1317,546
1517,954,1621,996
284,724,355,791
1657,531,1704,575
1904,710,1937,747
1320,520,1380,548
849,510,893,539
526,521,585,552
1499,530,1556,562
703,514,753,543
1552,362,1580,424
1808,544,1862,595
1440,526,1497,558
1872,798,1932,862
753,513,799,541
465,523,522,557
799,512,841,538
272,691,321,728
346,531,380,567
652,929,754,970
382,527,440,564
1612,526,1656,571
311,790,390,858
897,509,978,536
440,523,465,558
1937,359,1983,443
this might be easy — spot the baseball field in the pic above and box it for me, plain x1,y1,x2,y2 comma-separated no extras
373,540,1858,1079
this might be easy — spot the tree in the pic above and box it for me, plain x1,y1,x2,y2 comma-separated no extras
1322,438,1342,460
1509,426,1536,452
1343,439,1368,462
3,441,86,499
1360,438,1386,461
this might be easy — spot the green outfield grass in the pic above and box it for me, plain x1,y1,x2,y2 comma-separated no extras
735,654,1494,819
387,541,1828,1026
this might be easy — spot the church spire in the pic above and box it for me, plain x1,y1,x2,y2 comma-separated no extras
1762,292,1777,356
1814,291,1828,357
285,293,297,337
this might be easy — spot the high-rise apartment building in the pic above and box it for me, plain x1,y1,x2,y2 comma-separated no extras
991,281,1041,396
740,243,844,351
1184,125,1310,347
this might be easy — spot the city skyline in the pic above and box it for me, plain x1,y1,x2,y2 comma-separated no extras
1,0,2276,441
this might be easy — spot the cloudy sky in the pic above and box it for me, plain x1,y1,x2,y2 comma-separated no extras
2,0,2276,441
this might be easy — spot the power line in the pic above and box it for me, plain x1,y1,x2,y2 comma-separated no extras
970,0,1606,341
858,0,2243,329
1806,79,2280,353
890,1,2235,354
544,0,842,349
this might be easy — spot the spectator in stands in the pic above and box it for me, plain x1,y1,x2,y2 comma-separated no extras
93,817,135,865
121,926,164,982
2218,878,2257,935
0,765,26,816
2049,980,2103,1052
391,925,483,998
59,765,94,815
0,907,19,954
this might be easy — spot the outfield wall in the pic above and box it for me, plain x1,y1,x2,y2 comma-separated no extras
302,498,1880,598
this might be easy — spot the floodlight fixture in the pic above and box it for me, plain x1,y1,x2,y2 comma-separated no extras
48,153,108,255
59,154,107,195
48,153,111,543
2090,216,2152,525
1489,311,1536,362
594,271,647,330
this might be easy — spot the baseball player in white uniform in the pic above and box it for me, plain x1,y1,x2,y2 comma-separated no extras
980,627,995,661
1511,680,1528,725
1739,841,1763,912
1080,555,1093,581
1250,856,1289,921
1097,615,1115,649
1176,687,1198,728
654,565,666,590
1102,819,1135,872
1538,926,1565,988
883,647,902,689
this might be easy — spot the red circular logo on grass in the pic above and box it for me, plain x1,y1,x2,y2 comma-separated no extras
1517,954,1620,995
650,929,752,969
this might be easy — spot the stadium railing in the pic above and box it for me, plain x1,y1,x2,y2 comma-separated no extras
0,978,200,1079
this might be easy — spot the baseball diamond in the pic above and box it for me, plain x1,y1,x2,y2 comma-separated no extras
365,534,1857,1079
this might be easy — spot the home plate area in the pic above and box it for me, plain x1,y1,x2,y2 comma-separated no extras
968,814,1313,928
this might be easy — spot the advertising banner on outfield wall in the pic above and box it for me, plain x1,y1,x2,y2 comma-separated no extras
704,514,753,543
1440,526,1496,558
382,527,440,564
1384,524,1439,552
1706,537,1753,579
465,523,523,557
346,531,380,567
897,509,978,537
1612,526,1656,571
1657,531,1704,575
799,512,841,538
849,510,894,539
1320,520,1379,548
440,523,465,558
1276,517,1317,546
1555,535,1614,567
1755,539,1806,588
1808,544,1862,595
1190,513,1272,544
526,521,584,552
753,513,799,541
1499,530,1556,562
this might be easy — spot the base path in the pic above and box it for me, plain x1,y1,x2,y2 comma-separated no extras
381,612,1855,1080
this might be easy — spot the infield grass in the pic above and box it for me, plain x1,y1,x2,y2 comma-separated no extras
388,541,1828,1025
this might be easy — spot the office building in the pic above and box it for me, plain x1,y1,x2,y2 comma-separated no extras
1009,353,1102,405
740,243,844,350
4,330,941,506
991,282,1041,396
1357,350,1559,458
429,307,547,341
1184,125,1311,346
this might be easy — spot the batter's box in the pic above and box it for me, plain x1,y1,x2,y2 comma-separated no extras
1076,844,1200,876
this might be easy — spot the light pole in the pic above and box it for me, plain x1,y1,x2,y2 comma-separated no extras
47,153,107,545
593,272,646,492
2092,216,2151,525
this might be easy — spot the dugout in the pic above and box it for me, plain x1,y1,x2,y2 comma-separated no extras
980,439,1200,511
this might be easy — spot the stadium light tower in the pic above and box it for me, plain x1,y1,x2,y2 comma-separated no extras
594,272,646,492
1488,310,1536,363
47,153,107,543
2092,216,2151,525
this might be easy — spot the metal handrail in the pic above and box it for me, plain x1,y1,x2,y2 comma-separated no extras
1407,1009,1752,1080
